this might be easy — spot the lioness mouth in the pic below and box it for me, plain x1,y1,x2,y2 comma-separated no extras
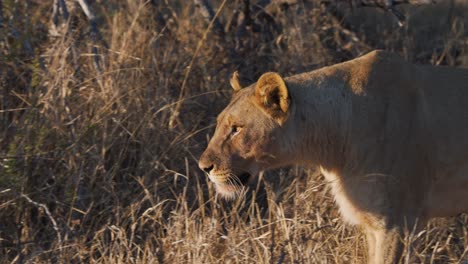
236,172,251,185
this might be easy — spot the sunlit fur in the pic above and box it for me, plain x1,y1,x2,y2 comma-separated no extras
205,170,252,199
199,50,468,264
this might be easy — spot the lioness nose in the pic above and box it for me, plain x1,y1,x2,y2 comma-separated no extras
199,151,215,174
200,164,214,174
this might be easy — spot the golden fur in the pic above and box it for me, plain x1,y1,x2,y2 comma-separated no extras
199,50,468,263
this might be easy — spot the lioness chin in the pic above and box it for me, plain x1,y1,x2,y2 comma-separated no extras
199,50,468,264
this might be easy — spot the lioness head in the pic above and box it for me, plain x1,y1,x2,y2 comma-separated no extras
199,71,292,198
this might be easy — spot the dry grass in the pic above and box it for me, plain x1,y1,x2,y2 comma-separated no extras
0,0,467,263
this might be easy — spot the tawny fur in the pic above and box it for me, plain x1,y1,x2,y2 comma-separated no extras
199,50,468,264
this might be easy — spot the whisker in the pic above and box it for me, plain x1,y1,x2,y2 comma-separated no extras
227,174,242,194
230,172,243,186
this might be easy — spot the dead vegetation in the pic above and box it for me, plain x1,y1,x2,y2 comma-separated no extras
0,0,467,263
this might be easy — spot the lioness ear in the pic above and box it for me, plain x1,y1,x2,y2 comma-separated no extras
230,71,242,92
255,72,290,124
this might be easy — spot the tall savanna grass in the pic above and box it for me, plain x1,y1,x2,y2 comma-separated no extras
0,0,467,263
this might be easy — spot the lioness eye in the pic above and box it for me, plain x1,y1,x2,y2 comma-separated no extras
230,126,241,136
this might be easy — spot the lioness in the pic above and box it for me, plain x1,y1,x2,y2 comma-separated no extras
198,50,468,263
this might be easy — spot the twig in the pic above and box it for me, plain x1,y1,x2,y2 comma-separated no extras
169,0,228,129
0,107,28,113
77,0,100,72
21,194,63,250
77,0,95,24
52,0,60,27
51,0,60,32
52,0,69,28
0,188,11,194
77,0,108,74
59,0,69,20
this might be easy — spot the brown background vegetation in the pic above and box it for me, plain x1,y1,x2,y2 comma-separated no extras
0,0,467,263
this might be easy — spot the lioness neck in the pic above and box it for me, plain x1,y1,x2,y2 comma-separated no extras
284,71,352,173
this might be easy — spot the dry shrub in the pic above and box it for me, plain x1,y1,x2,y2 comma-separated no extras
0,0,467,263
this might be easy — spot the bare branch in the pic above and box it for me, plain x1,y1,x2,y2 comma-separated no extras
21,194,63,250
52,0,59,26
77,0,95,20
77,0,108,74
50,0,71,37
59,0,70,19
52,0,69,28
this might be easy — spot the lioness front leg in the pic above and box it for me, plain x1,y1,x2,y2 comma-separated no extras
365,228,377,263
369,226,404,264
